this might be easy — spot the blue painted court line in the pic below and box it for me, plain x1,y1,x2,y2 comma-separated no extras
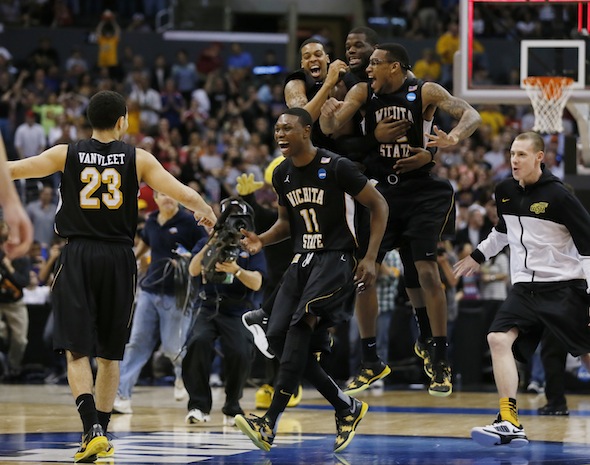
296,404,590,416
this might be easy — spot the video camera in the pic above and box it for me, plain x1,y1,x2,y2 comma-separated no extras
201,197,255,284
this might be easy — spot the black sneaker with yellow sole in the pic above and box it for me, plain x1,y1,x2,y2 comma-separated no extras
344,360,391,396
234,414,275,451
74,424,108,463
334,398,369,452
428,360,453,397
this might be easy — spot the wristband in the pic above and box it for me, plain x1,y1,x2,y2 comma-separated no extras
235,268,242,278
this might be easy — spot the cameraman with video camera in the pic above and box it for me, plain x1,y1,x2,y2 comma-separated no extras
183,197,267,426
0,220,31,380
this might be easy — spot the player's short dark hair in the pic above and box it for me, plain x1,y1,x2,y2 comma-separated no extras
87,90,127,130
283,107,313,128
348,27,379,46
376,43,412,70
300,38,325,51
514,131,545,152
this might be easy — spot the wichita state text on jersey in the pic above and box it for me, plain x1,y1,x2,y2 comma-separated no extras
363,77,434,182
272,149,367,254
55,139,139,245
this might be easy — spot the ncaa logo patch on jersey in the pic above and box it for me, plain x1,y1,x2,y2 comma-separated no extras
406,92,416,102
320,157,331,164
168,227,178,234
318,168,327,180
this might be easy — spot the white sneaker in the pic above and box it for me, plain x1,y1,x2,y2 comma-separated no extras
174,377,188,401
209,373,223,387
113,396,133,414
471,416,528,448
185,409,211,425
526,380,545,394
242,309,274,359
223,414,237,426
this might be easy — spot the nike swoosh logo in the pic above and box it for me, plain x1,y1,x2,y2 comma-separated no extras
368,343,376,348
425,252,435,257
502,198,510,203
76,401,84,409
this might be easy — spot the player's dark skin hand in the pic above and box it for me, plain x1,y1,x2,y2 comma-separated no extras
393,146,433,174
374,117,411,143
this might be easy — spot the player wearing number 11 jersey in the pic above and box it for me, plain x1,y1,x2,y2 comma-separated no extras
8,90,215,463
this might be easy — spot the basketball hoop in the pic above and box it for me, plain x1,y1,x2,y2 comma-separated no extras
523,76,574,134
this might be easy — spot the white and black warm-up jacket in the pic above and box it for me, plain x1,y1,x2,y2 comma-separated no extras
471,169,590,290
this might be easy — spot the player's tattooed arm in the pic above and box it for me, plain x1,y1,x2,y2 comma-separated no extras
423,82,481,148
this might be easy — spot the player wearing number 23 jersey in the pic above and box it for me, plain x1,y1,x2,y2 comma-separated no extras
56,139,138,244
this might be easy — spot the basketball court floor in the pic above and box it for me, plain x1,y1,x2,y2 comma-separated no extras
2,383,590,465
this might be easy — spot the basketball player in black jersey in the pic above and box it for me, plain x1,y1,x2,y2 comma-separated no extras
320,43,481,397
234,108,388,453
8,90,216,463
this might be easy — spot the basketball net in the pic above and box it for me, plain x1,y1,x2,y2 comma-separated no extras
523,77,574,134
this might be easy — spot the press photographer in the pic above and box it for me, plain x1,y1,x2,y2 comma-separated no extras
0,220,31,380
182,197,267,426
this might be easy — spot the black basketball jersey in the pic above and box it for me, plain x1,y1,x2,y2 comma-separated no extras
55,139,139,245
363,77,434,182
272,149,367,254
284,69,363,153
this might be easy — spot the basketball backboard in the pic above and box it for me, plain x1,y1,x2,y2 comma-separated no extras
455,0,590,163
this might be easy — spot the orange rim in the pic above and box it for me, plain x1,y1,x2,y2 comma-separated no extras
523,76,574,100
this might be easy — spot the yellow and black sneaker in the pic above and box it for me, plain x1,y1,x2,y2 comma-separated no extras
414,339,434,378
255,384,274,410
96,437,114,459
74,424,108,463
234,414,275,452
428,360,453,397
287,384,303,408
334,398,369,452
344,360,391,396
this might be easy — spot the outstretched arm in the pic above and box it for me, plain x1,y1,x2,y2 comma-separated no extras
136,148,216,228
9,144,67,180
422,82,482,148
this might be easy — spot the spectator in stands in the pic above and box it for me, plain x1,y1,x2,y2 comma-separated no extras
96,10,122,79
28,37,60,72
160,78,186,130
227,42,254,72
129,74,162,132
455,204,489,251
197,42,224,78
25,185,56,248
150,54,171,93
172,50,199,105
14,111,46,159
412,48,441,81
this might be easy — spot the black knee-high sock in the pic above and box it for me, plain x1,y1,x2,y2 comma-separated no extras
414,307,432,342
431,336,448,364
266,323,312,428
76,393,98,433
97,410,111,434
304,352,351,411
